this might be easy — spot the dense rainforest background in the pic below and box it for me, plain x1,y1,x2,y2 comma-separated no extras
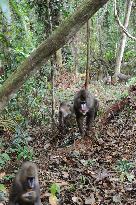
0,0,136,204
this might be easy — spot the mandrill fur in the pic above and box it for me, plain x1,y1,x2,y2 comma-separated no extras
8,161,41,205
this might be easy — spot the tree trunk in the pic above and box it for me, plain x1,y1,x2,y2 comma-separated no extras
51,59,55,125
115,0,133,75
0,0,109,111
85,20,90,89
71,35,79,77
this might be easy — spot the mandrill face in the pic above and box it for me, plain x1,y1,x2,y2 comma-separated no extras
79,101,89,115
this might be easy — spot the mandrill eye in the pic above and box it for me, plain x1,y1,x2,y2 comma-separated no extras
27,177,35,189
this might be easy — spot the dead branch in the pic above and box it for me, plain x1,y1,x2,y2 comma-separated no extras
102,98,129,125
101,84,136,125
114,0,136,41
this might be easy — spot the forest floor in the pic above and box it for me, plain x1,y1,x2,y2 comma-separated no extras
1,79,136,205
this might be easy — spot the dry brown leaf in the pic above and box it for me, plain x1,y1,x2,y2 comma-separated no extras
107,130,115,137
49,195,58,205
72,196,78,203
113,194,121,203
62,171,69,179
85,193,95,204
0,172,5,179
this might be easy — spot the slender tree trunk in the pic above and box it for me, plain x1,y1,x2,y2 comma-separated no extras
51,59,55,124
85,20,90,89
71,35,79,77
47,0,56,125
115,0,133,75
0,0,109,111
56,48,63,69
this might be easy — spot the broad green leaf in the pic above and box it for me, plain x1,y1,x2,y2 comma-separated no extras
0,184,6,191
50,183,60,196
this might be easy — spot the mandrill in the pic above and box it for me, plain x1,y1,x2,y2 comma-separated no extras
58,101,73,132
74,89,99,136
8,161,41,205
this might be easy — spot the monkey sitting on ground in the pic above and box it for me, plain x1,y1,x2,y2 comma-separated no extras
116,73,130,82
59,101,73,132
103,75,112,85
73,89,99,136
8,161,41,205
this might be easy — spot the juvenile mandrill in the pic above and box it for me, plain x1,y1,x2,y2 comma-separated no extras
74,89,99,136
59,101,73,130
8,161,41,205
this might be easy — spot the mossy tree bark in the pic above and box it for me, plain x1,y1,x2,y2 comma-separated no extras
0,0,109,111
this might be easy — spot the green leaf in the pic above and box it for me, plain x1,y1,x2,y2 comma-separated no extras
17,152,23,160
2,153,10,161
0,184,6,191
126,172,135,182
50,183,60,196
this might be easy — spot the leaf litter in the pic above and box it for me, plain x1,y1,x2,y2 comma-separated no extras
1,82,136,204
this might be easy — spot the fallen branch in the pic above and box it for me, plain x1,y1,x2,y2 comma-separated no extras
101,84,136,125
101,98,129,125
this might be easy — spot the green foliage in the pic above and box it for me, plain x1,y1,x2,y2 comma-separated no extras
0,183,6,191
50,183,60,196
113,89,128,101
0,125,33,168
116,160,135,182
128,77,136,86
0,183,6,203
121,90,129,98
0,153,10,169
116,160,134,173
62,0,83,18
9,132,34,160
56,89,74,102
4,73,51,127
3,174,14,181
80,175,86,184
124,50,136,61
68,184,76,192
16,145,33,160
80,159,96,166
104,50,114,61
0,117,16,132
